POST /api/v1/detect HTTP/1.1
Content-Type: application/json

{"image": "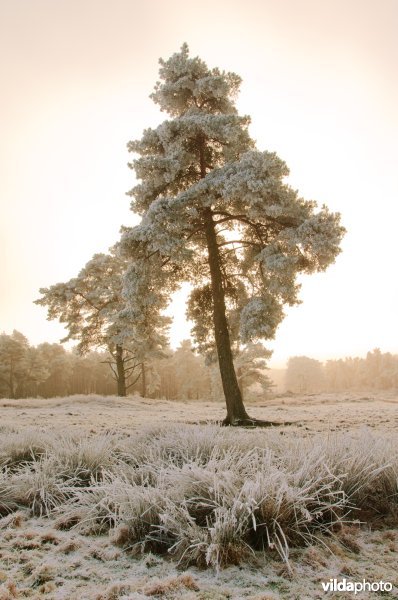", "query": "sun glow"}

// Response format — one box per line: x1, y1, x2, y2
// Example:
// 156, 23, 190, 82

1, 0, 397, 367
